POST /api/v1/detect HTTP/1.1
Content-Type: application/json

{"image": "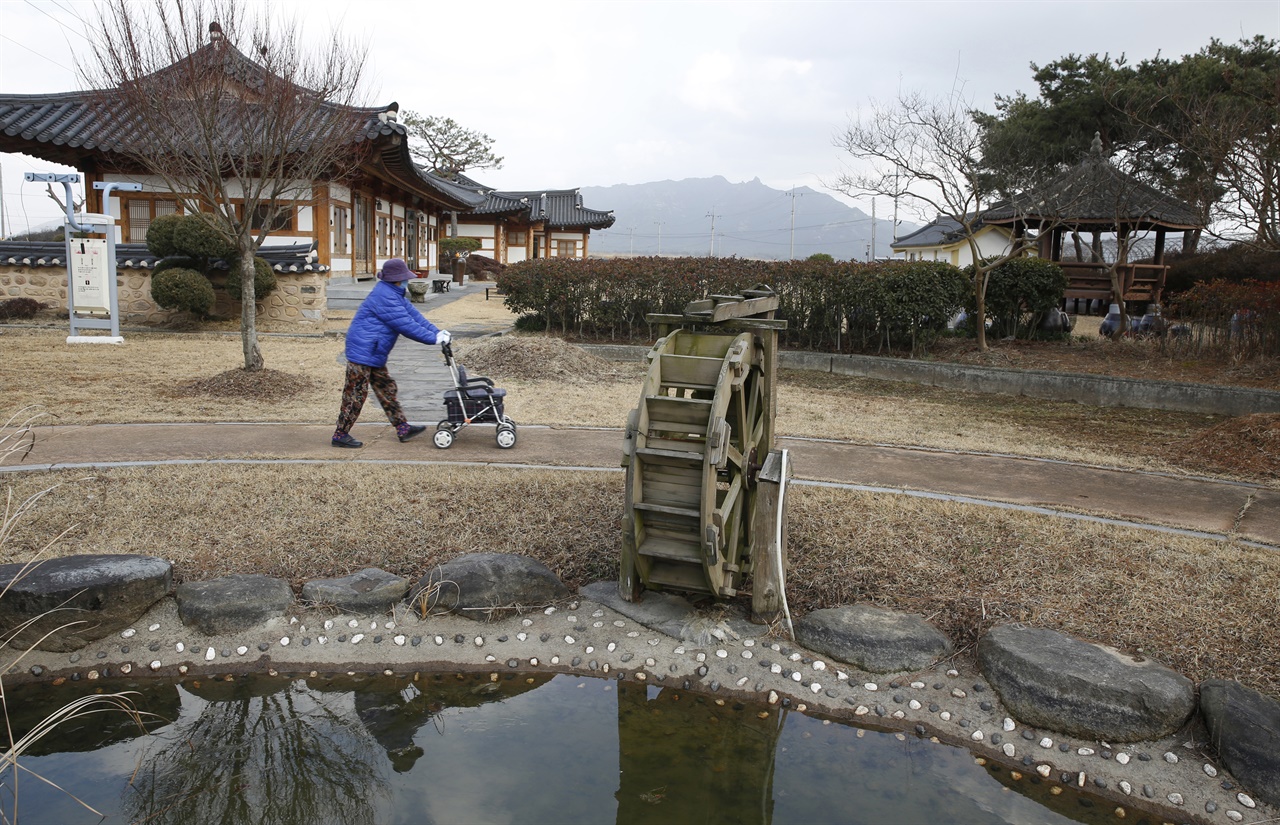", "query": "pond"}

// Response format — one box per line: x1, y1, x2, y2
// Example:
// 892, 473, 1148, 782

6, 671, 1141, 825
